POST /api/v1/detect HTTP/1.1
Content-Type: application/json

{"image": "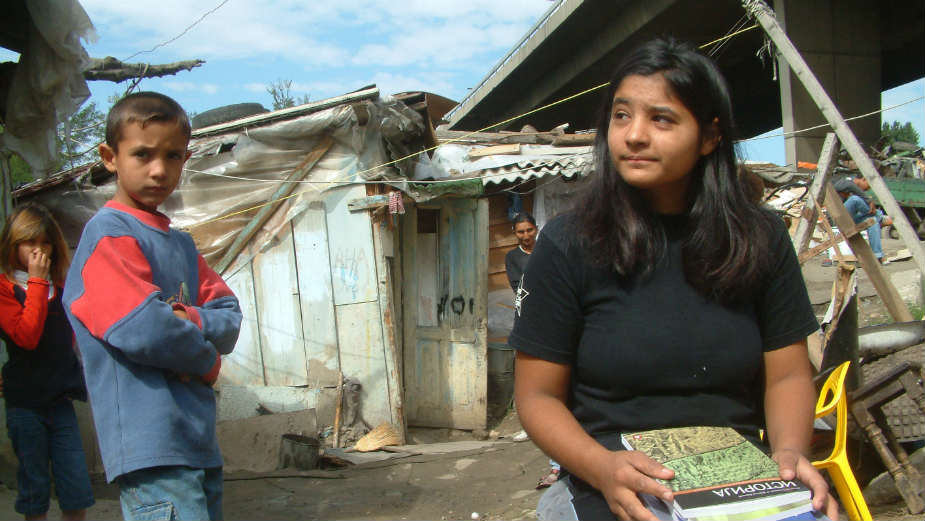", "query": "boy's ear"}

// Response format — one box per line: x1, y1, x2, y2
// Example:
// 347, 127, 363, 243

700, 117, 721, 156
99, 143, 118, 173
185, 149, 192, 162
